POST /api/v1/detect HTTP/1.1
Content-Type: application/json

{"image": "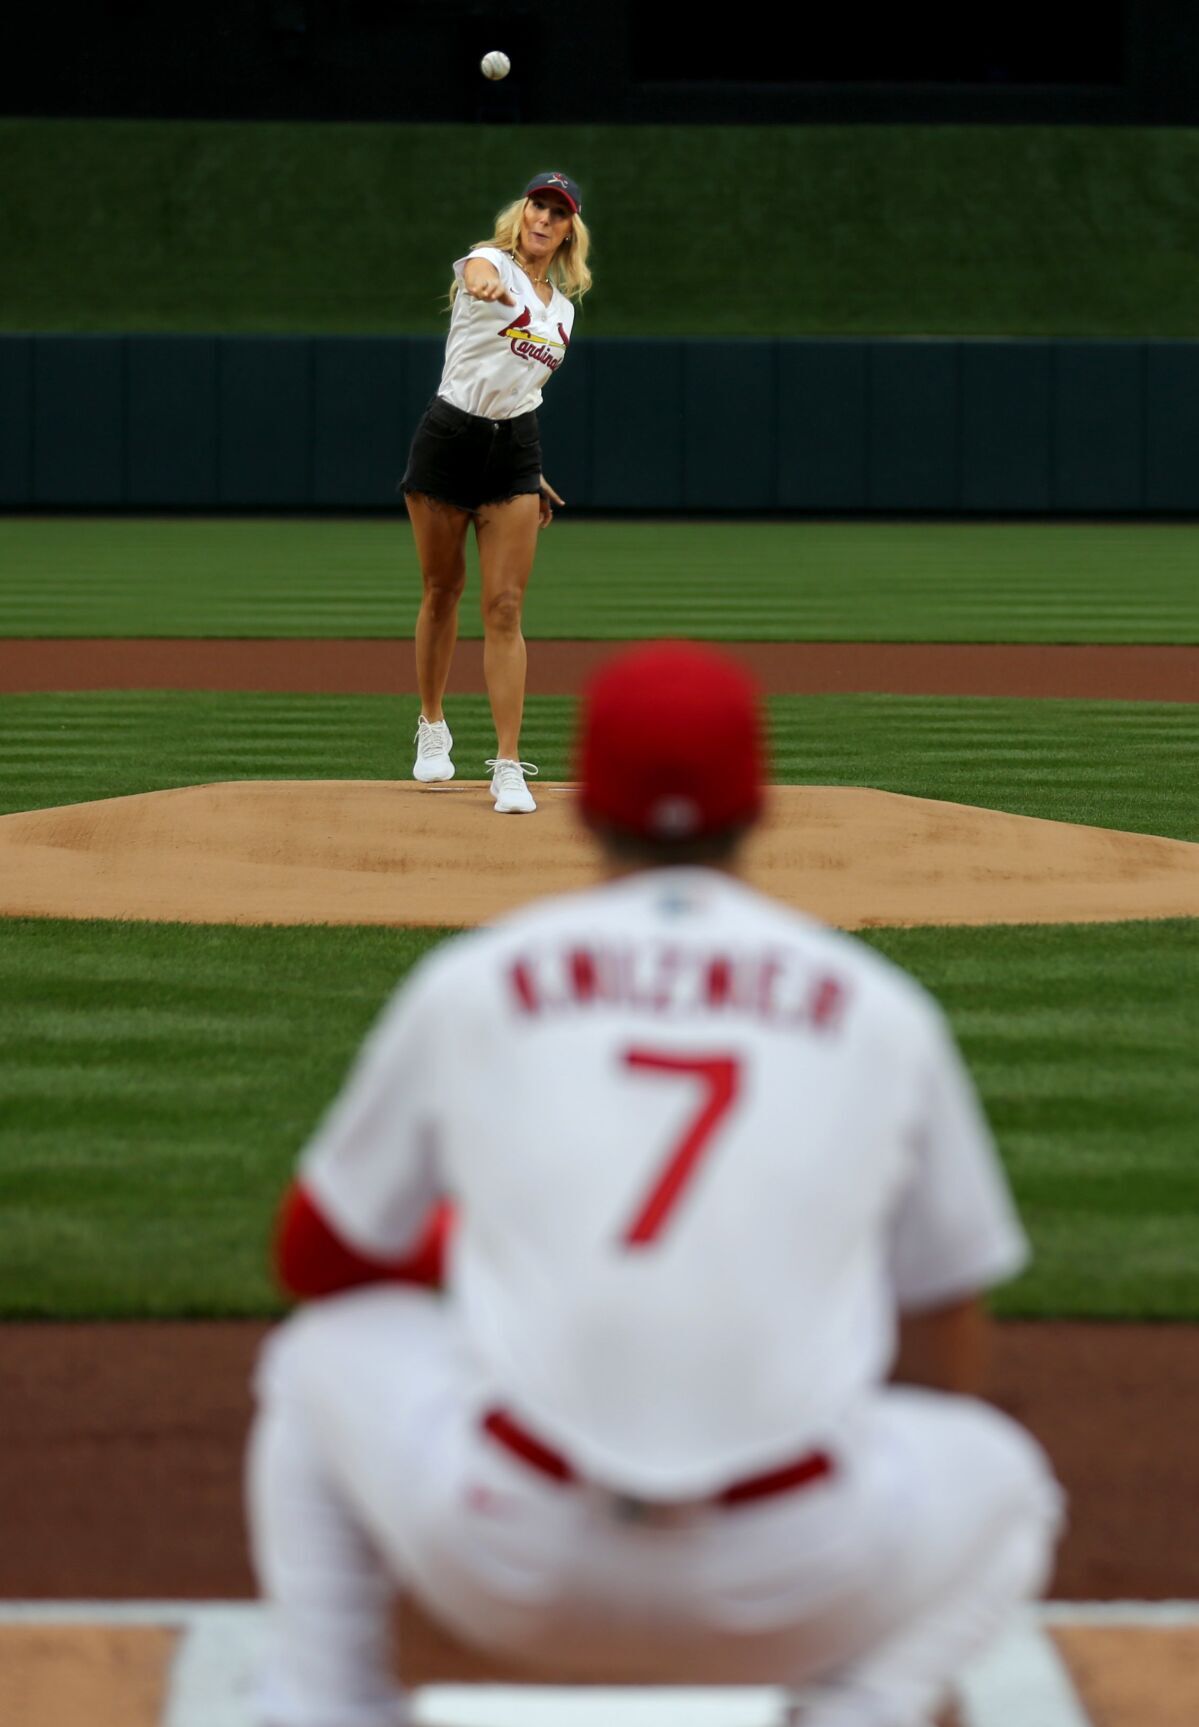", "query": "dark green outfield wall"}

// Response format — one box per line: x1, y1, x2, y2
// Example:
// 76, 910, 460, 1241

4, 333, 1199, 513
7, 119, 1199, 511
6, 121, 1199, 340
